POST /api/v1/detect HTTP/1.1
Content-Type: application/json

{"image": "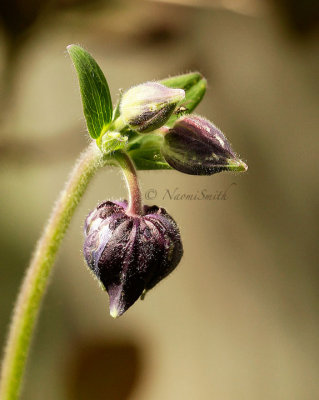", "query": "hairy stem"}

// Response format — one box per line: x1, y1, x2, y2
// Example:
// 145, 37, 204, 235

115, 151, 143, 216
0, 142, 106, 400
